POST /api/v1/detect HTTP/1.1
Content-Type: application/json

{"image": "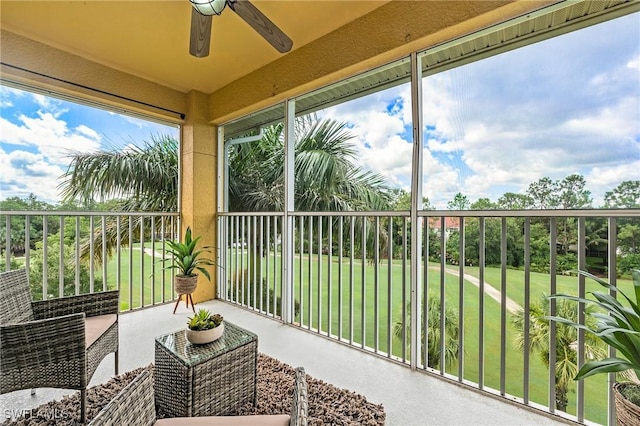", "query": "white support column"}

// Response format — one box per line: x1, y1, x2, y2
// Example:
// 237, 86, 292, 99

409, 52, 424, 369
282, 99, 296, 323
